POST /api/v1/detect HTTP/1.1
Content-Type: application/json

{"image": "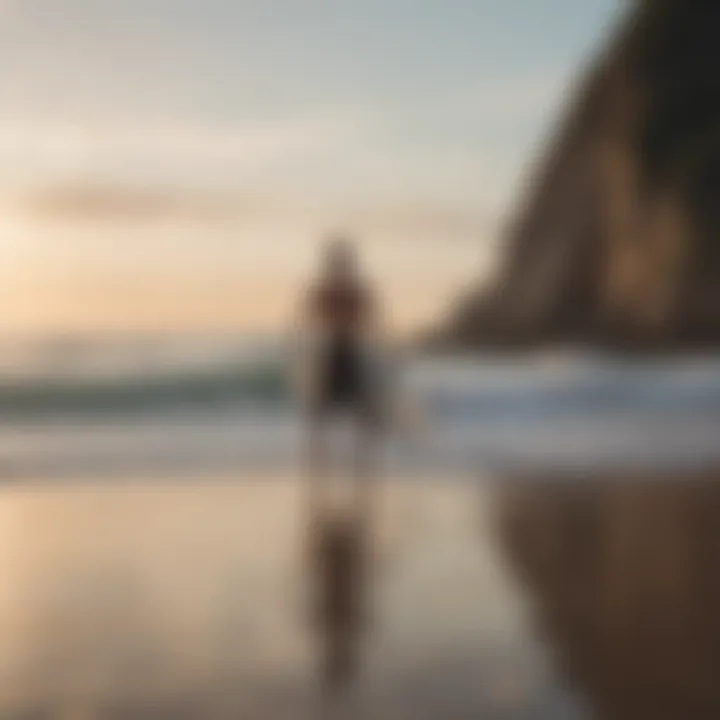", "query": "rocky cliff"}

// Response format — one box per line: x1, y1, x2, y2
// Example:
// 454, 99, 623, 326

443, 0, 720, 350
